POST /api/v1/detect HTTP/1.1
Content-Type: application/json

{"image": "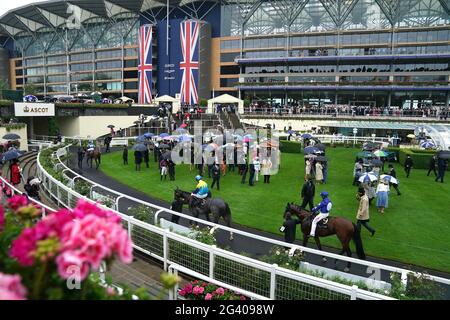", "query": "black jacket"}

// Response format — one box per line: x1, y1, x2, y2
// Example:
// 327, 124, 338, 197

283, 218, 302, 243
405, 157, 414, 168
429, 157, 436, 168
212, 165, 221, 178
389, 168, 397, 178
301, 181, 315, 199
